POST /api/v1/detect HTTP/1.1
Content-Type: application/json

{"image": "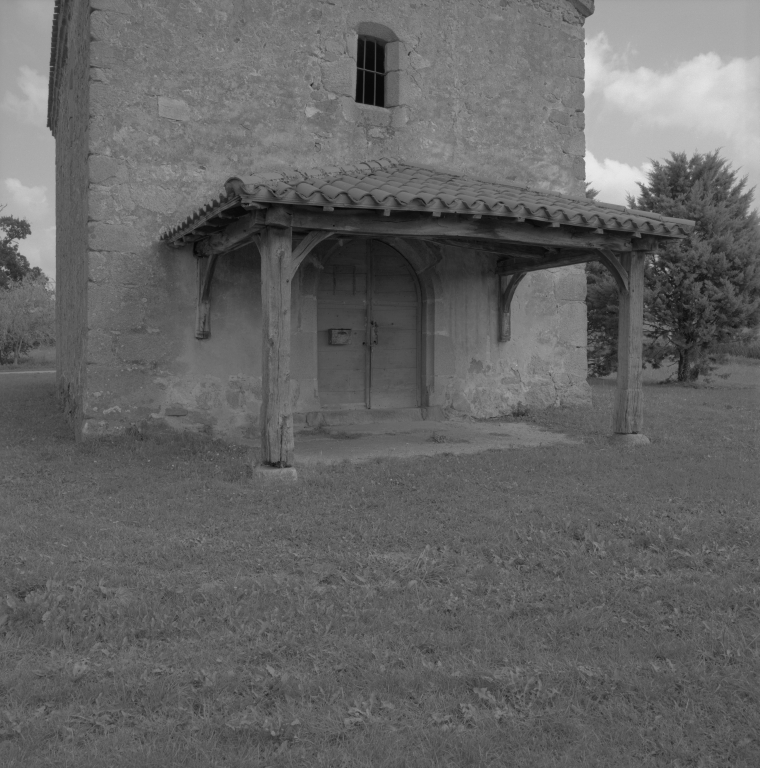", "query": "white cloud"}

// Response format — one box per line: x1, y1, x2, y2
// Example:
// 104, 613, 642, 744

1, 65, 48, 126
3, 177, 48, 217
585, 152, 650, 206
585, 33, 760, 165
584, 33, 615, 98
